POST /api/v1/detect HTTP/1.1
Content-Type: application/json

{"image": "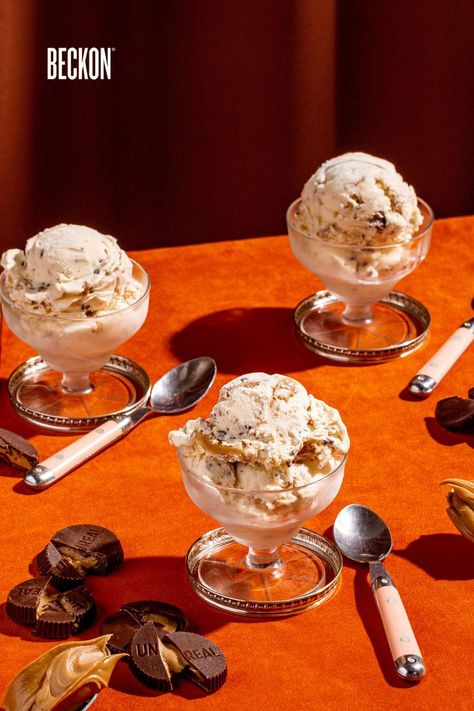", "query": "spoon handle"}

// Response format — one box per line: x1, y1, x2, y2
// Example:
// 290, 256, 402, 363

369, 562, 426, 681
23, 414, 139, 490
408, 317, 474, 395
